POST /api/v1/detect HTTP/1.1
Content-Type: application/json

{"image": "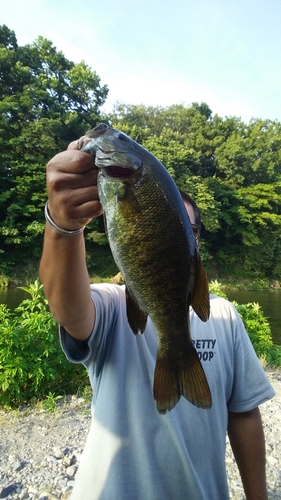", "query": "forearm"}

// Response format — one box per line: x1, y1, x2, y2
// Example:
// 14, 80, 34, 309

39, 142, 101, 339
39, 223, 95, 340
228, 408, 268, 500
